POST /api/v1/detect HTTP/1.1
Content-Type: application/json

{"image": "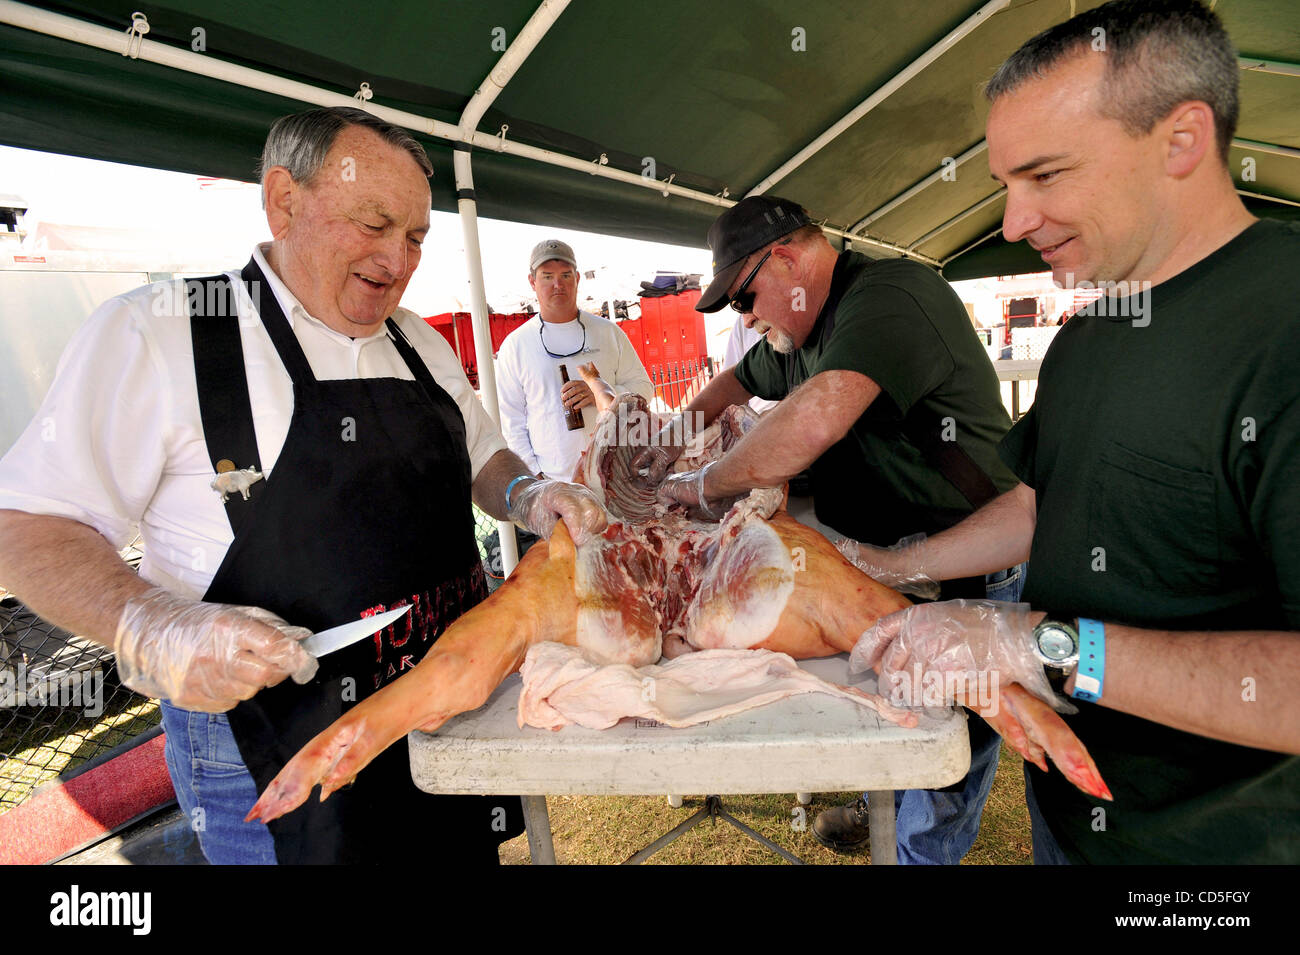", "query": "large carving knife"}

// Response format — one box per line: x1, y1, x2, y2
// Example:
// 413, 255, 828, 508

299, 605, 412, 658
